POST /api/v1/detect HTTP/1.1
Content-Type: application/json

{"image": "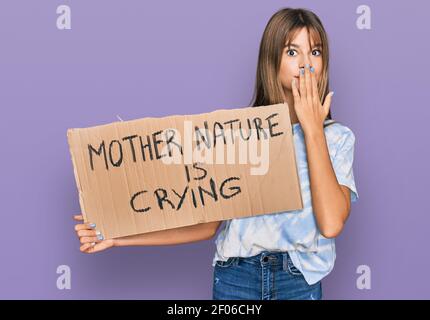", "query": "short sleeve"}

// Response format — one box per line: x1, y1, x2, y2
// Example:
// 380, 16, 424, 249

332, 127, 359, 202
